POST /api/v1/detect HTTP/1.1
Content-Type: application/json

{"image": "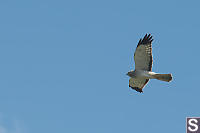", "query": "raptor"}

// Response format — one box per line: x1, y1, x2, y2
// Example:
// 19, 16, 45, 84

127, 34, 172, 93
